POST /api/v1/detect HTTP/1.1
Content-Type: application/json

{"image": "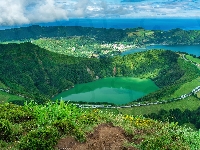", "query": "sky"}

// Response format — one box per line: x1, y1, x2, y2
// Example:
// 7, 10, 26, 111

0, 0, 200, 26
